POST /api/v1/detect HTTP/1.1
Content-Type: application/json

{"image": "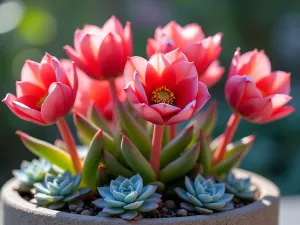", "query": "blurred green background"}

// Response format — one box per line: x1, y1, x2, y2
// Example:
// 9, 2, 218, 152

0, 0, 299, 195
